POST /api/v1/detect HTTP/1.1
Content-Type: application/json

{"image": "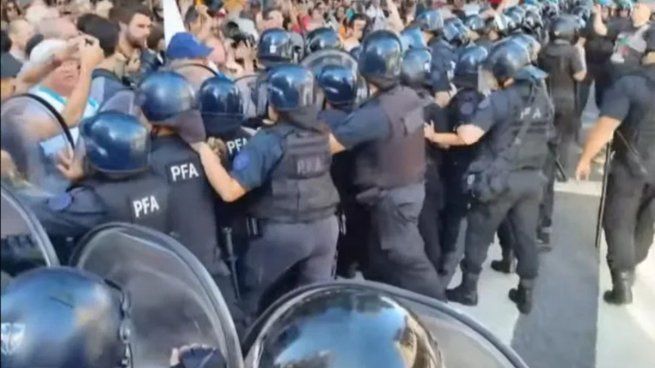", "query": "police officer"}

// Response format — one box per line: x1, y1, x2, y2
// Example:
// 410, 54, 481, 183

137, 71, 228, 279
191, 64, 340, 317
1, 267, 225, 368
415, 9, 456, 106
538, 16, 587, 244
401, 47, 448, 292
438, 45, 489, 286
247, 28, 295, 128
329, 30, 443, 299
575, 25, 655, 305
24, 112, 170, 261
315, 64, 366, 278
603, 1, 652, 80
426, 41, 554, 313
305, 27, 343, 55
